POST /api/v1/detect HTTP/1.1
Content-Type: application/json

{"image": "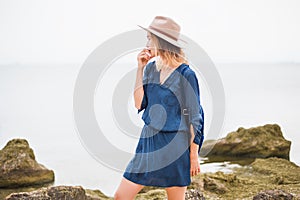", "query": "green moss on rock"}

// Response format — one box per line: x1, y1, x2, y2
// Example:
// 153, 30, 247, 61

0, 139, 55, 188
197, 157, 300, 199
200, 124, 291, 160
